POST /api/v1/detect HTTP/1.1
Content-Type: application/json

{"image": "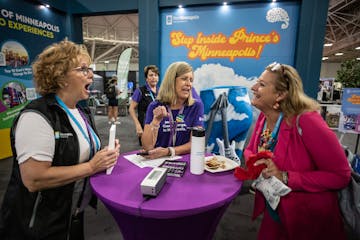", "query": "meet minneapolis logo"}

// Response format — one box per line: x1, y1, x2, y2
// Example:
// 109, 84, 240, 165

166, 15, 199, 25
